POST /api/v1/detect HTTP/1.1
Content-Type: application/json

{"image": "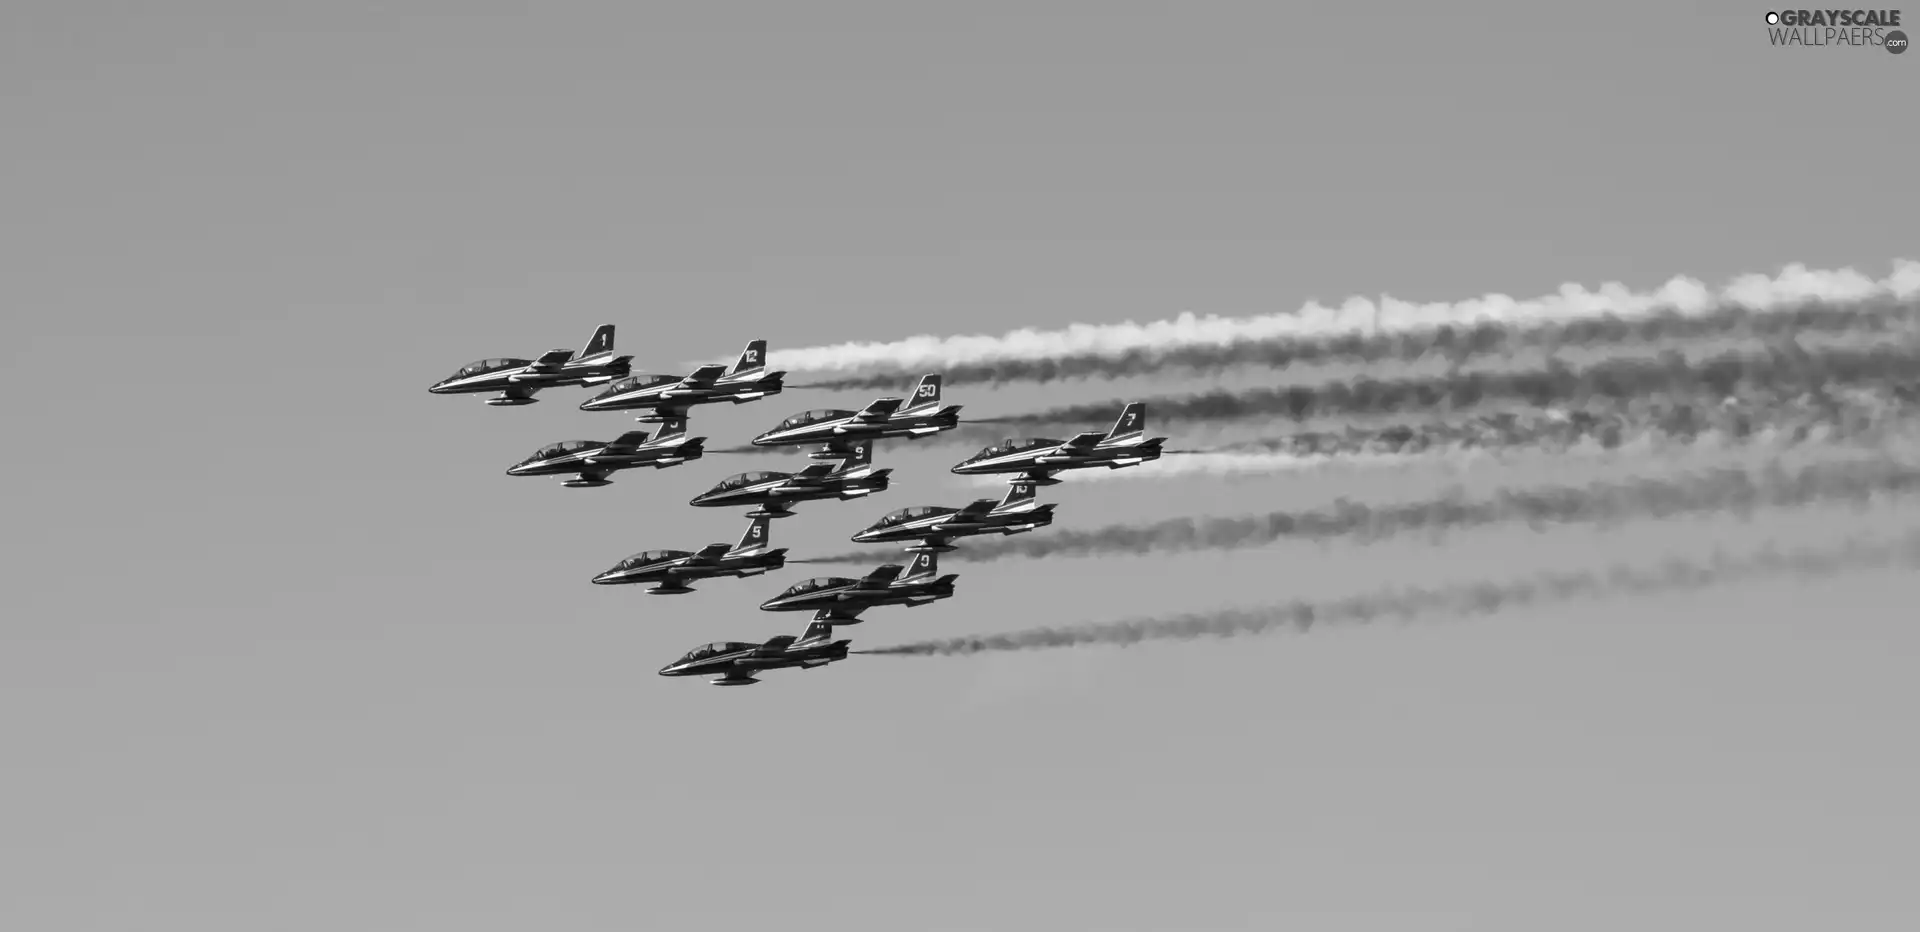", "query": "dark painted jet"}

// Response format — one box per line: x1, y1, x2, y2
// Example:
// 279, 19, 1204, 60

950, 402, 1165, 485
428, 325, 632, 406
578, 339, 785, 422
758, 551, 957, 623
749, 374, 961, 451
504, 417, 705, 486
590, 516, 786, 594
849, 481, 1054, 553
657, 622, 851, 687
688, 440, 892, 518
